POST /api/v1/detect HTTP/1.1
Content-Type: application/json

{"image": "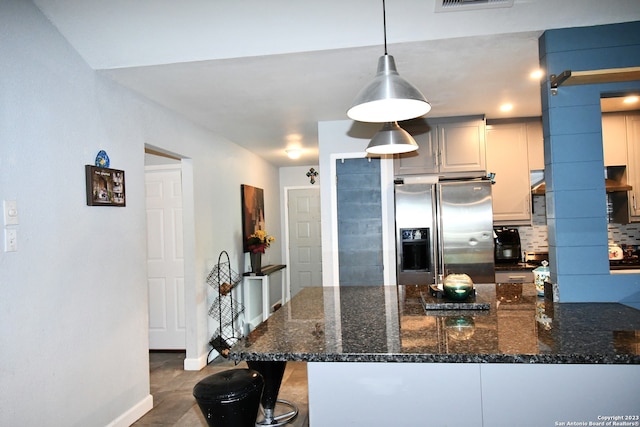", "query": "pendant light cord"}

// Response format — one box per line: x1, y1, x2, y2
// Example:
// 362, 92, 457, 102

382, 0, 388, 55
